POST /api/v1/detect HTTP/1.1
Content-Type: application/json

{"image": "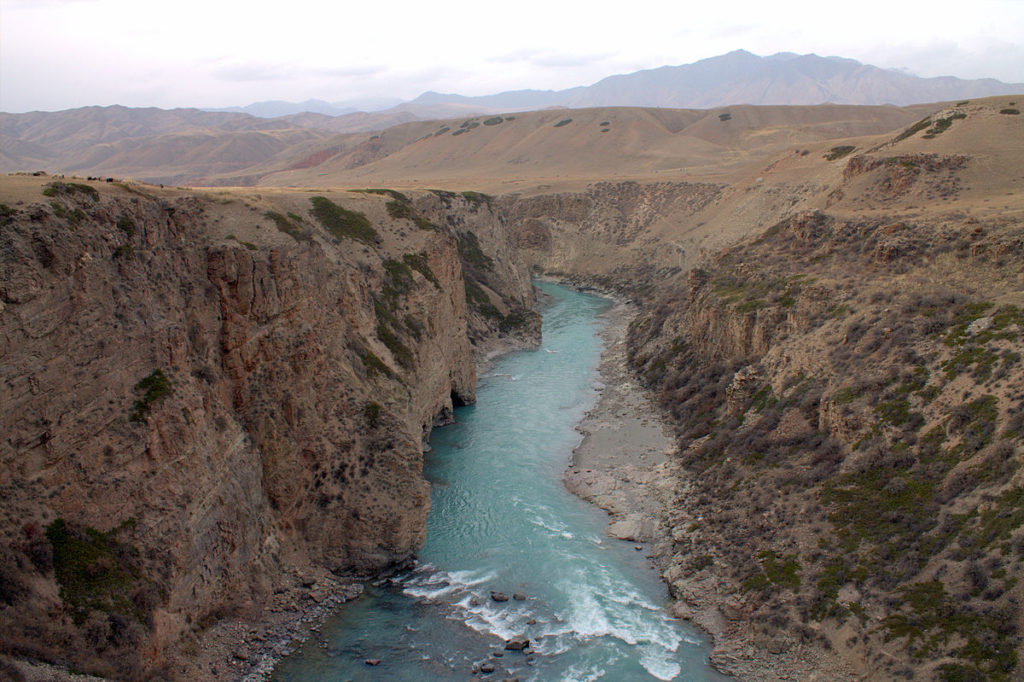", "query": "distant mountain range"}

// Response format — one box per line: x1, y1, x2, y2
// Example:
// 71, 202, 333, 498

206, 97, 403, 118
205, 50, 1024, 120
3, 49, 1022, 182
